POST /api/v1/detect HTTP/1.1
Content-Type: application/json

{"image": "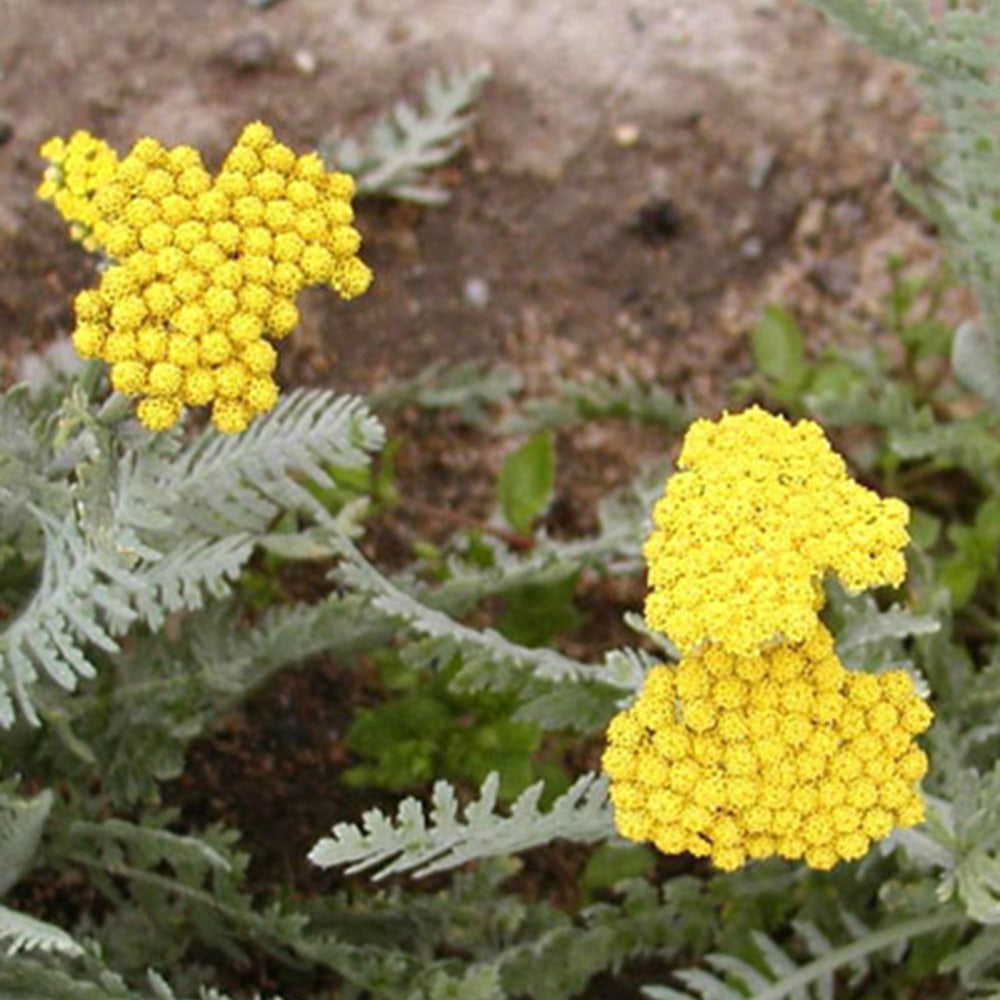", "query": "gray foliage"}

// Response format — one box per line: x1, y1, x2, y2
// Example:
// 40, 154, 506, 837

0, 387, 384, 728
809, 0, 1000, 407
322, 65, 491, 204
308, 771, 613, 879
